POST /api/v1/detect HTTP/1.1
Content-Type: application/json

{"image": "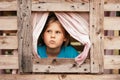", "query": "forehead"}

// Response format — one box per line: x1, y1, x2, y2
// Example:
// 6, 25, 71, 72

47, 22, 65, 32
